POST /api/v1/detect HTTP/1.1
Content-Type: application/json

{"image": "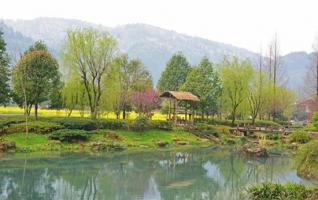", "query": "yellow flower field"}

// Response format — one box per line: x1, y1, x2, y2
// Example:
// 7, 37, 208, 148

0, 106, 169, 120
